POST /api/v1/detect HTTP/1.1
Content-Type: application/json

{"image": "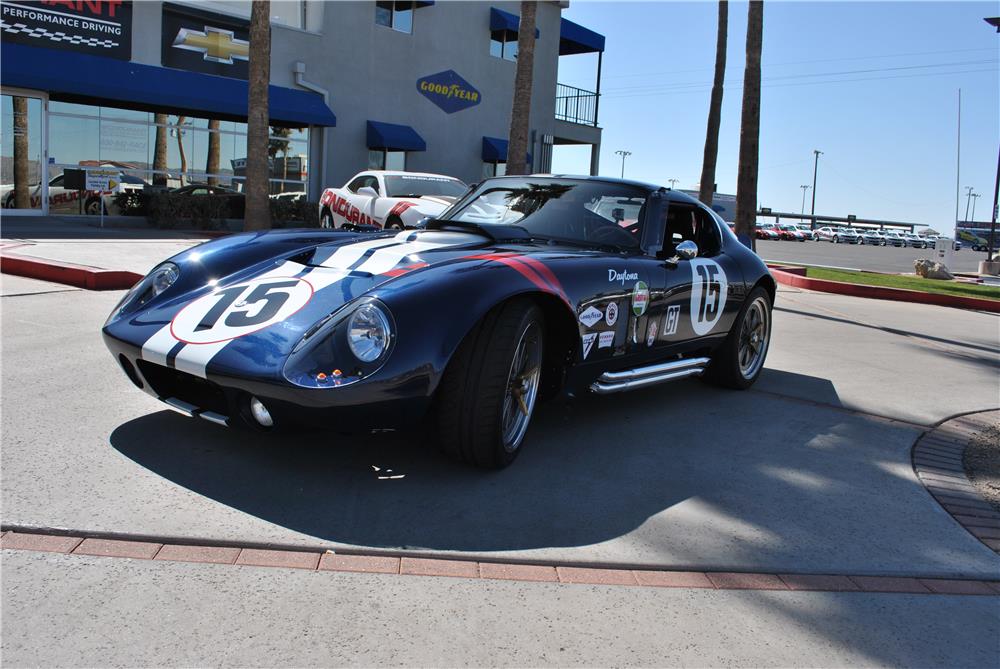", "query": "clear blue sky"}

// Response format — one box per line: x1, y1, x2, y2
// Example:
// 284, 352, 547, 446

554, 1, 999, 230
